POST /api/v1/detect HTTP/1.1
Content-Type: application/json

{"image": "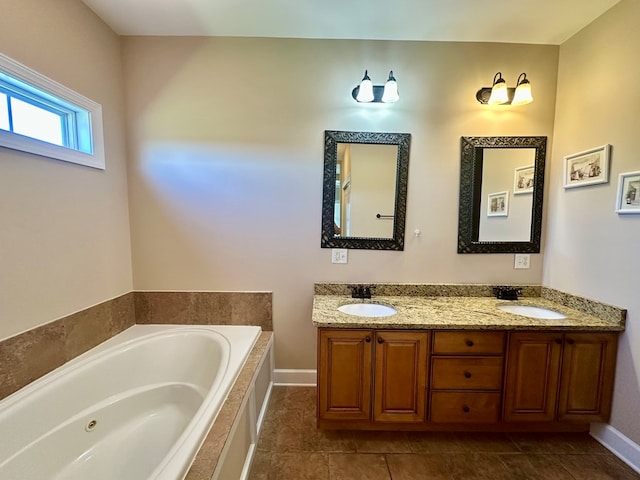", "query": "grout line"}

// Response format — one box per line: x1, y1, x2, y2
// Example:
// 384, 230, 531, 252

383, 454, 393, 480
